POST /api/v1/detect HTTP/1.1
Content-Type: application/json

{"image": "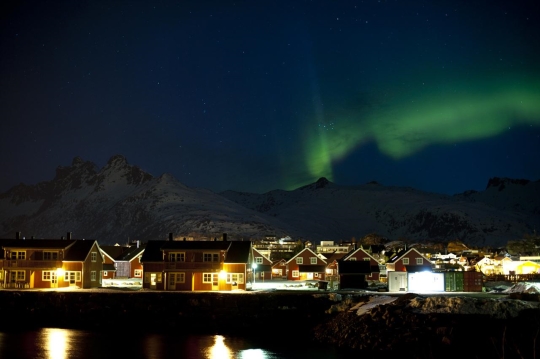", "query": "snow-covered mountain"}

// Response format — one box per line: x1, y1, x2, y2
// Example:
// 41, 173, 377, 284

220, 177, 540, 248
0, 155, 298, 244
0, 155, 538, 247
